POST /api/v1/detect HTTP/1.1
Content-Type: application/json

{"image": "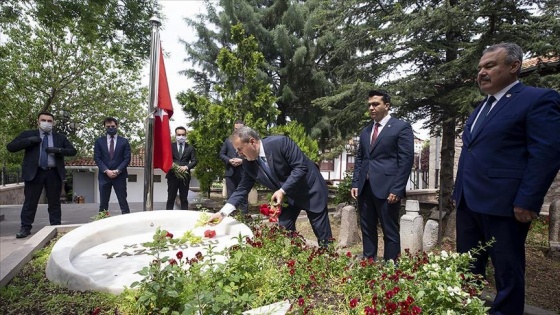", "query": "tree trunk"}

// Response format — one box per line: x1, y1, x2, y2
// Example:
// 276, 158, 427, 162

440, 118, 457, 238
